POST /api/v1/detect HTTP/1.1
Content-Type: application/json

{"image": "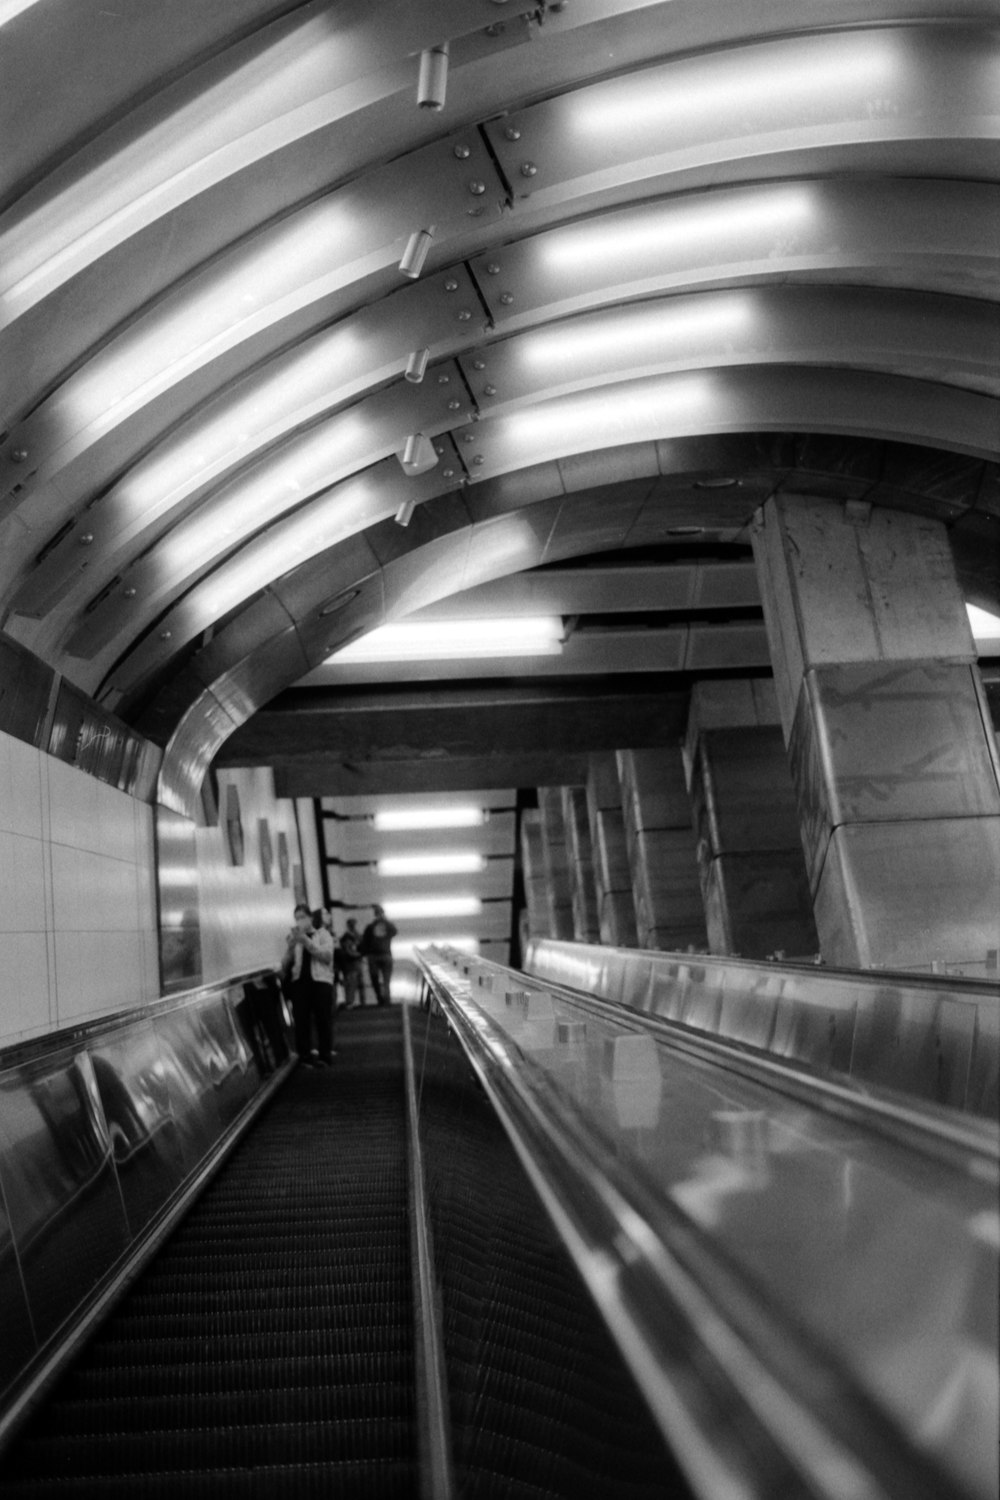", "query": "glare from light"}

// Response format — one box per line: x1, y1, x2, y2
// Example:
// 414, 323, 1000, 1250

51, 196, 356, 435
394, 936, 480, 960
517, 295, 753, 372
0, 19, 354, 328
330, 616, 563, 663
157, 408, 366, 576
0, 0, 41, 25
378, 853, 486, 877
569, 32, 901, 136
383, 896, 482, 919
374, 806, 484, 832
967, 603, 1000, 642
500, 374, 711, 452
175, 470, 389, 624
540, 186, 814, 271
